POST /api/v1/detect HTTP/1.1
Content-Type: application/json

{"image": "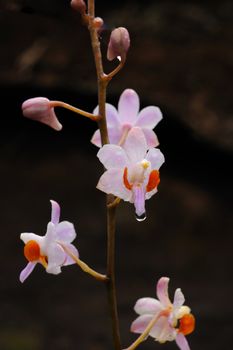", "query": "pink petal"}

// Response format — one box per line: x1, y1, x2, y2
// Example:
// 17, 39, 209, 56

43, 222, 56, 249
50, 200, 60, 225
132, 186, 146, 218
63, 243, 79, 266
108, 127, 123, 144
136, 106, 162, 129
156, 277, 171, 307
46, 243, 66, 274
175, 333, 191, 350
131, 314, 153, 334
134, 297, 163, 316
91, 127, 122, 147
146, 148, 165, 170
20, 232, 43, 245
173, 288, 185, 310
97, 144, 128, 169
124, 127, 147, 163
106, 103, 121, 127
145, 187, 158, 200
142, 128, 159, 148
19, 262, 36, 283
56, 221, 76, 243
91, 129, 102, 147
150, 316, 176, 341
97, 168, 131, 201
118, 89, 139, 124
93, 103, 120, 128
